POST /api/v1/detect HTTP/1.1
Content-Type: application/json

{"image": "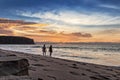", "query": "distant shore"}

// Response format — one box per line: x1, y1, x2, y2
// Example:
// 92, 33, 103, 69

0, 49, 120, 80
